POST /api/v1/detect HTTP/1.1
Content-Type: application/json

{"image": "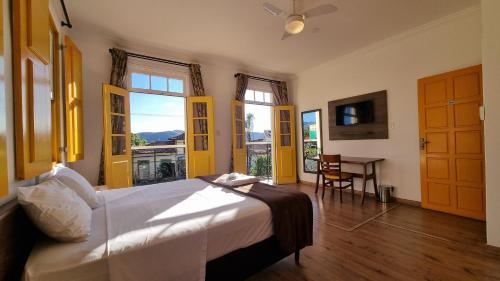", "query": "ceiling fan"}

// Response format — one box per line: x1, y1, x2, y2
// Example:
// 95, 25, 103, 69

263, 0, 338, 40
